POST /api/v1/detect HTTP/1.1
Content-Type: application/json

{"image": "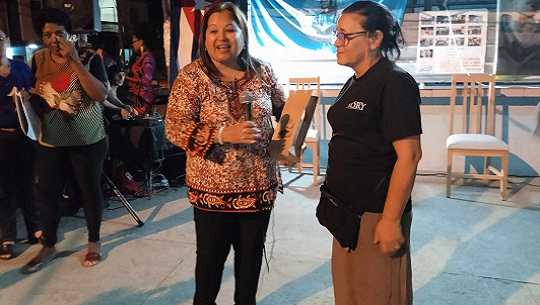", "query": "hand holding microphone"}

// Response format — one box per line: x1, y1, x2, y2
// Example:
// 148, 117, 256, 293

218, 121, 261, 144
216, 90, 261, 144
